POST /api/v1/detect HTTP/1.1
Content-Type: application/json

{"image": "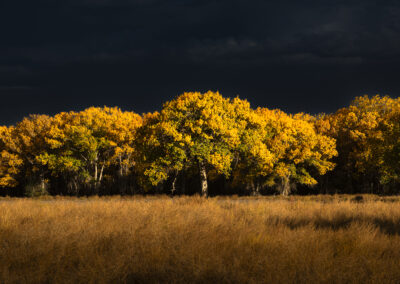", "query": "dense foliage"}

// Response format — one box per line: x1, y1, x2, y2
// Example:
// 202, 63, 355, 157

1, 92, 400, 196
